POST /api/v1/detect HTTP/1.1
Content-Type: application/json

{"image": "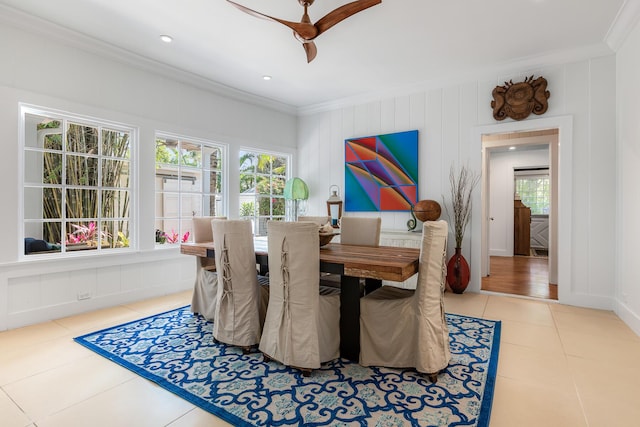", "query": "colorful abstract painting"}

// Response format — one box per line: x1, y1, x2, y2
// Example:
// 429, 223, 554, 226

345, 130, 418, 211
